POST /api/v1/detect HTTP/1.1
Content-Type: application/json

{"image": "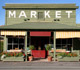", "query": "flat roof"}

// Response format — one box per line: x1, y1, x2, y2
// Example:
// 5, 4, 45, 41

3, 4, 79, 9
0, 22, 80, 31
